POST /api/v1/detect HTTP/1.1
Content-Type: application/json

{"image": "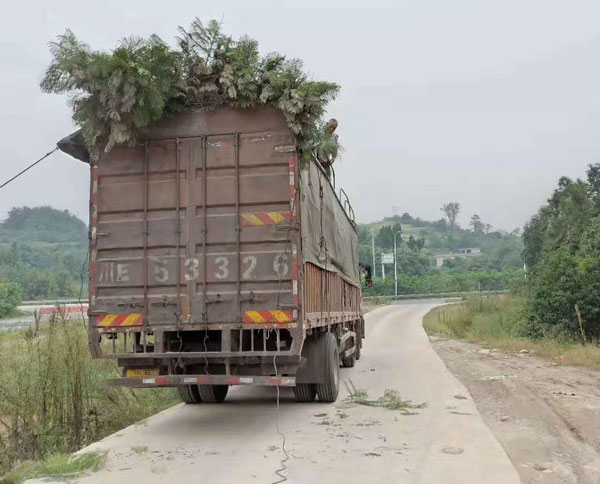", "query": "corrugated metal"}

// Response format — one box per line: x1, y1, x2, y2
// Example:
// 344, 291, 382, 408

305, 262, 360, 314
91, 107, 298, 331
